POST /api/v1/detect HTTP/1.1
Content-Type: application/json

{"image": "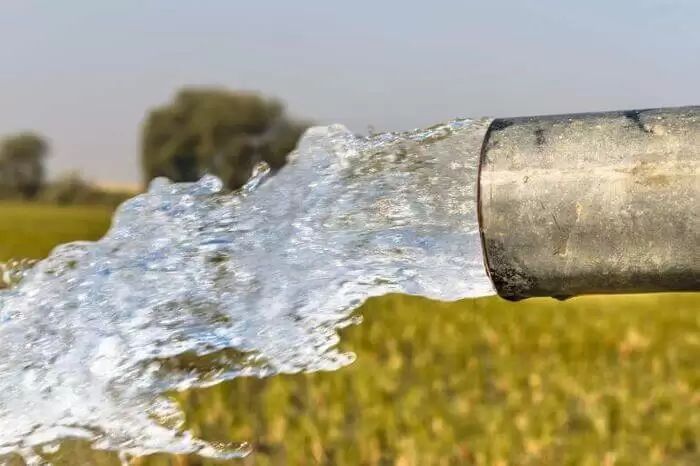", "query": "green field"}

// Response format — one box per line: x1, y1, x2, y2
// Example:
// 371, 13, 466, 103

0, 201, 115, 261
1, 201, 699, 465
